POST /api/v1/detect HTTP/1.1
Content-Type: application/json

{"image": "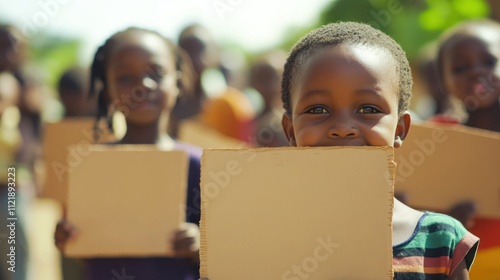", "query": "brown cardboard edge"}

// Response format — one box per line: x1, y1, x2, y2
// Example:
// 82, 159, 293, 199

413, 121, 500, 140
387, 148, 396, 280
202, 145, 393, 153
199, 150, 208, 277
177, 151, 189, 225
